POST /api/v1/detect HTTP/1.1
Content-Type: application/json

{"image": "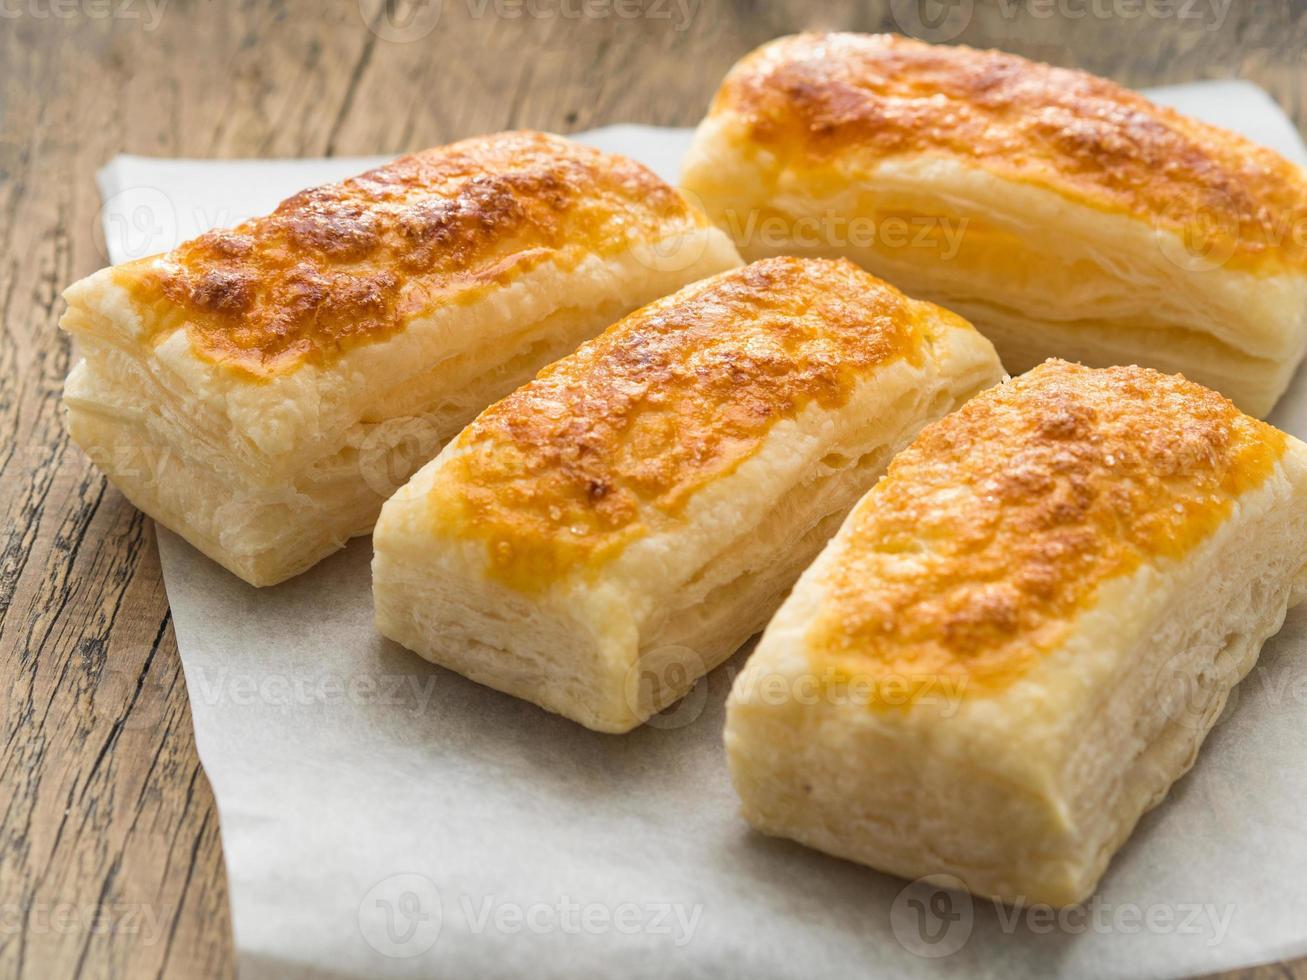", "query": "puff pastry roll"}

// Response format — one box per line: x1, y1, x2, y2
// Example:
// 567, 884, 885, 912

725, 359, 1307, 906
373, 257, 1002, 732
61, 131, 740, 586
682, 33, 1307, 417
